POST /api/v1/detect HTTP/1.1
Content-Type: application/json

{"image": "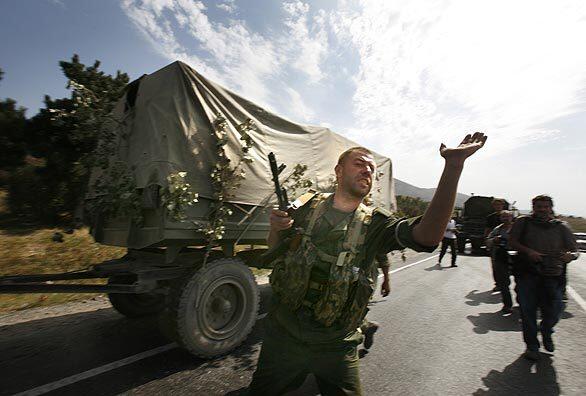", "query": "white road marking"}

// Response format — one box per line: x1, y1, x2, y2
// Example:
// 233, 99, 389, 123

13, 343, 178, 396
567, 285, 586, 313
379, 254, 440, 278
14, 253, 437, 395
